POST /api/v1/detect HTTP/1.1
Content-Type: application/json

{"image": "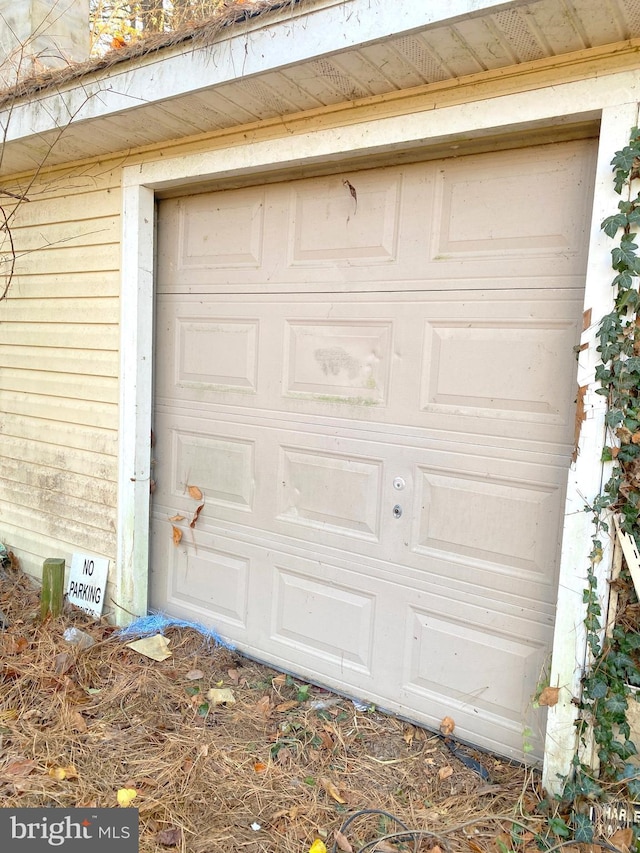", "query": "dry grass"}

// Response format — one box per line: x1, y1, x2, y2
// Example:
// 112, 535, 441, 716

0, 562, 551, 853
